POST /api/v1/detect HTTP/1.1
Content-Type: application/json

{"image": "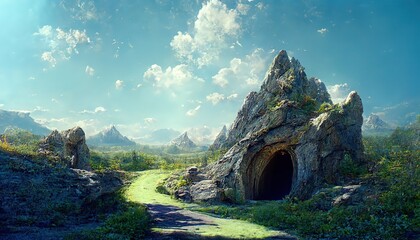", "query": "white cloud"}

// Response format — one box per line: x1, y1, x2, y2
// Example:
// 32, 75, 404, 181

41, 52, 57, 67
51, 98, 59, 103
327, 83, 350, 103
60, 0, 98, 22
33, 106, 49, 113
212, 48, 267, 87
79, 106, 106, 114
206, 92, 225, 105
115, 80, 124, 89
34, 25, 90, 67
143, 64, 194, 88
85, 65, 95, 76
170, 0, 241, 67
186, 105, 201, 117
0, 103, 3, 108
236, 3, 250, 15
227, 93, 238, 100
317, 28, 328, 35
144, 117, 157, 125
94, 106, 106, 113
188, 125, 221, 145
